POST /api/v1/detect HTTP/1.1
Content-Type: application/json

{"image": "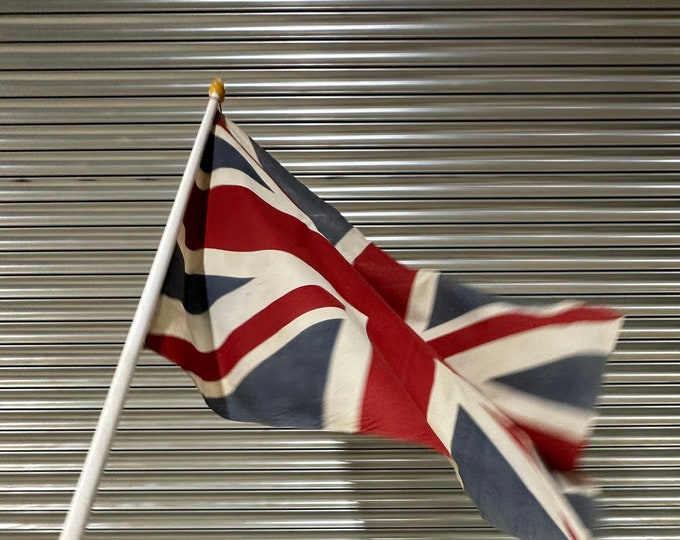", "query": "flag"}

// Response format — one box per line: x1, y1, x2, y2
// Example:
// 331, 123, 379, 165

145, 110, 623, 540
